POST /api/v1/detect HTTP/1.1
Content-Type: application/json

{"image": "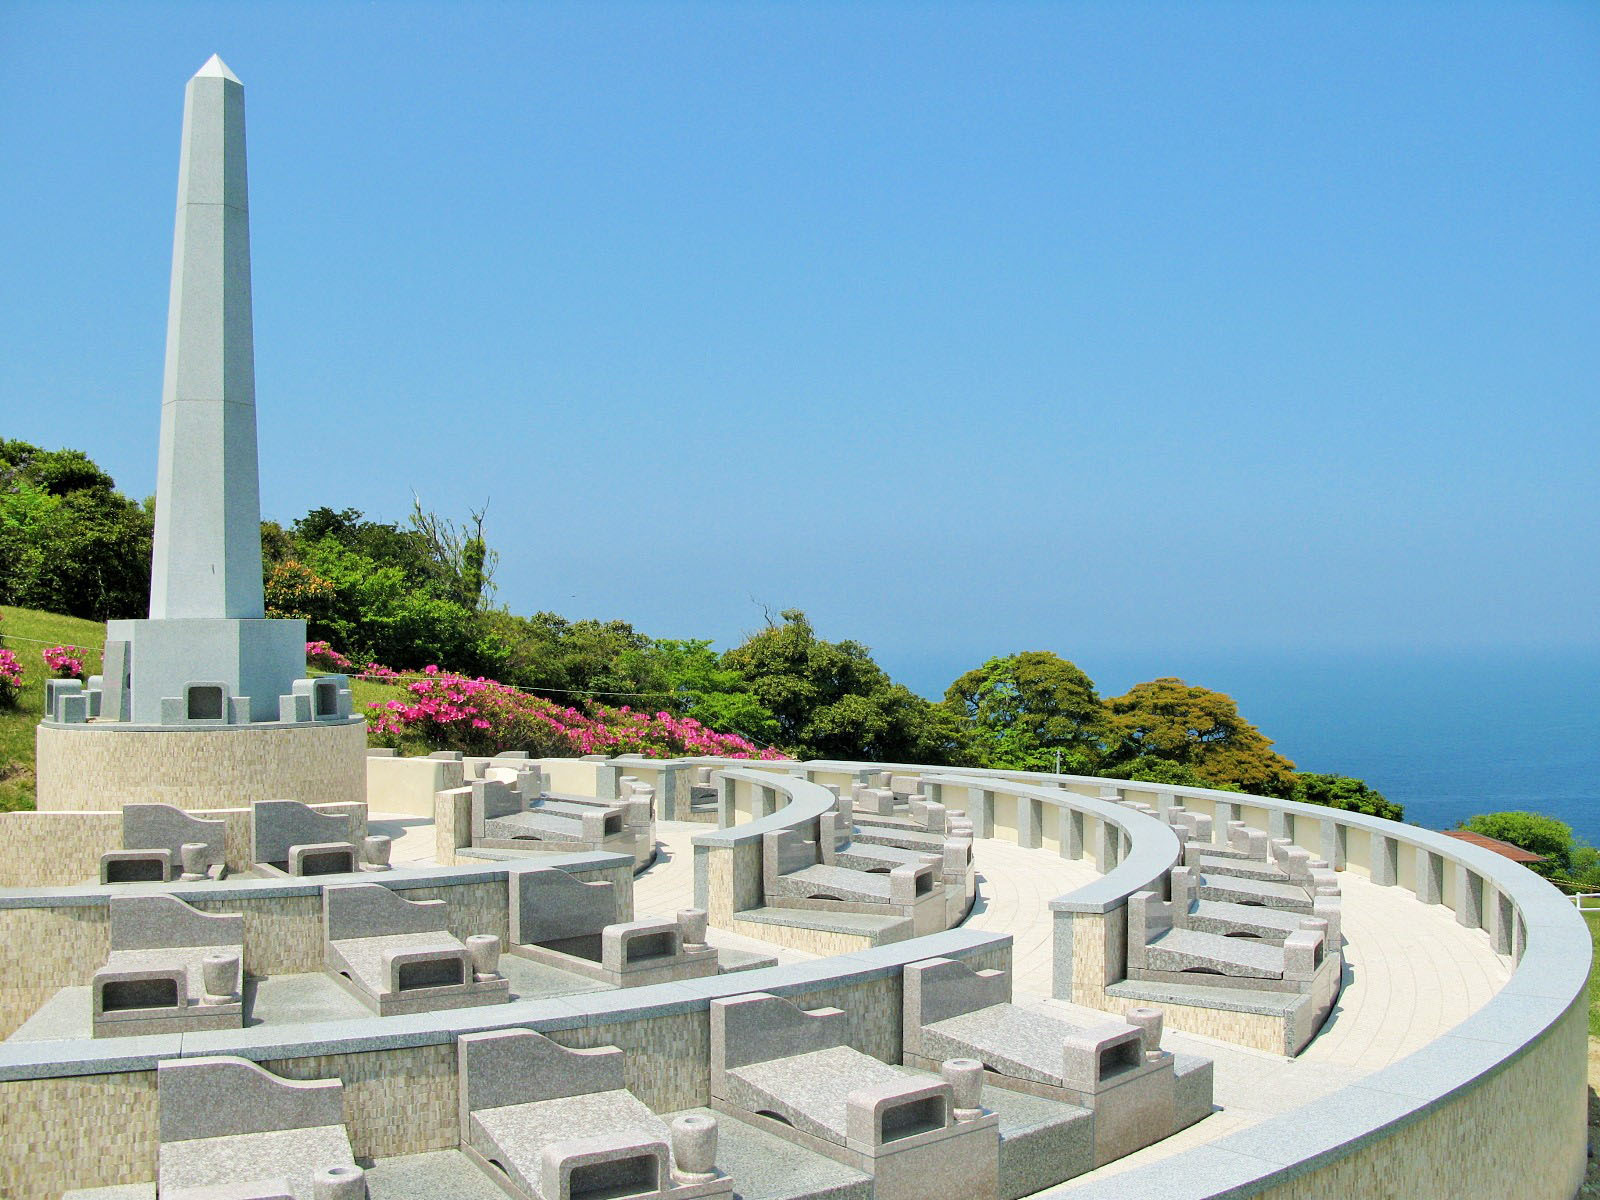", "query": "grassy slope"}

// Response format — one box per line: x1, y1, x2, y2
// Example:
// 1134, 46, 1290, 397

0, 606, 106, 809
1587, 910, 1600, 1037
0, 604, 411, 808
